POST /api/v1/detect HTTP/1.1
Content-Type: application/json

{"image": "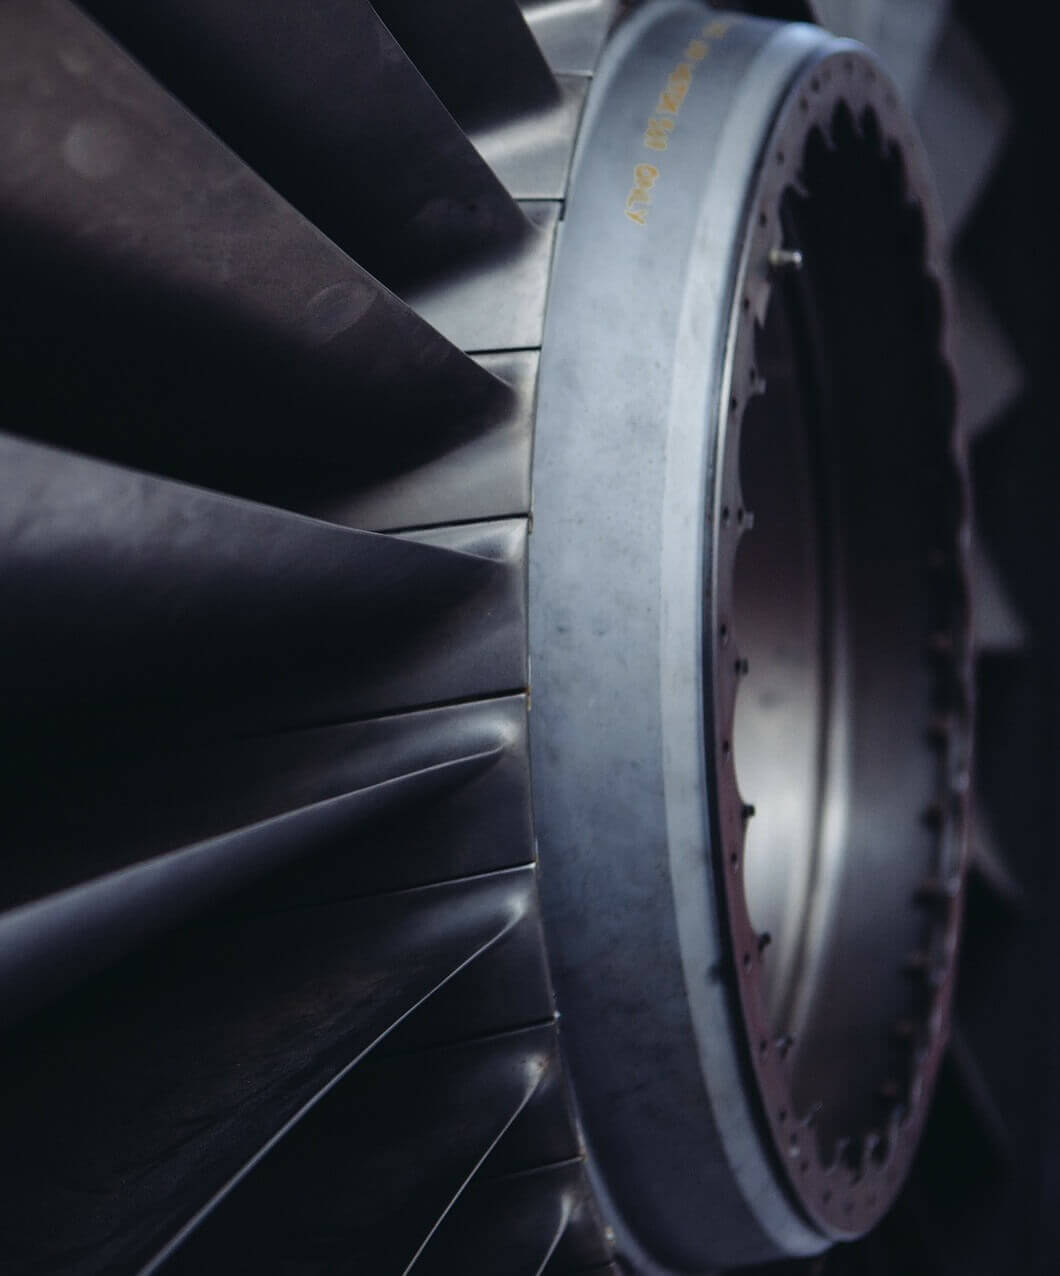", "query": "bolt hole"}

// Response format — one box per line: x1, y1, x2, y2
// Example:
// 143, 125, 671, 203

722, 505, 731, 525
742, 949, 751, 970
